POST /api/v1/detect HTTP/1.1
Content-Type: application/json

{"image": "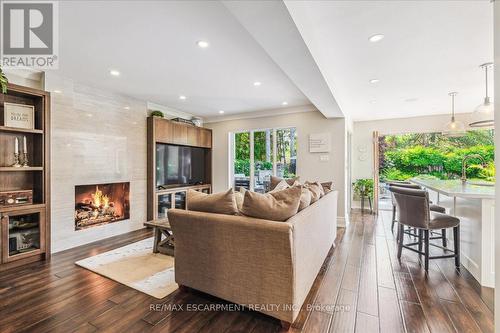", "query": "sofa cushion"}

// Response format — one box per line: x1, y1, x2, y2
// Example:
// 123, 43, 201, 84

306, 181, 325, 197
270, 176, 300, 191
305, 183, 322, 203
298, 186, 312, 211
240, 186, 301, 221
234, 191, 244, 211
187, 189, 238, 215
321, 181, 333, 193
270, 179, 290, 192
